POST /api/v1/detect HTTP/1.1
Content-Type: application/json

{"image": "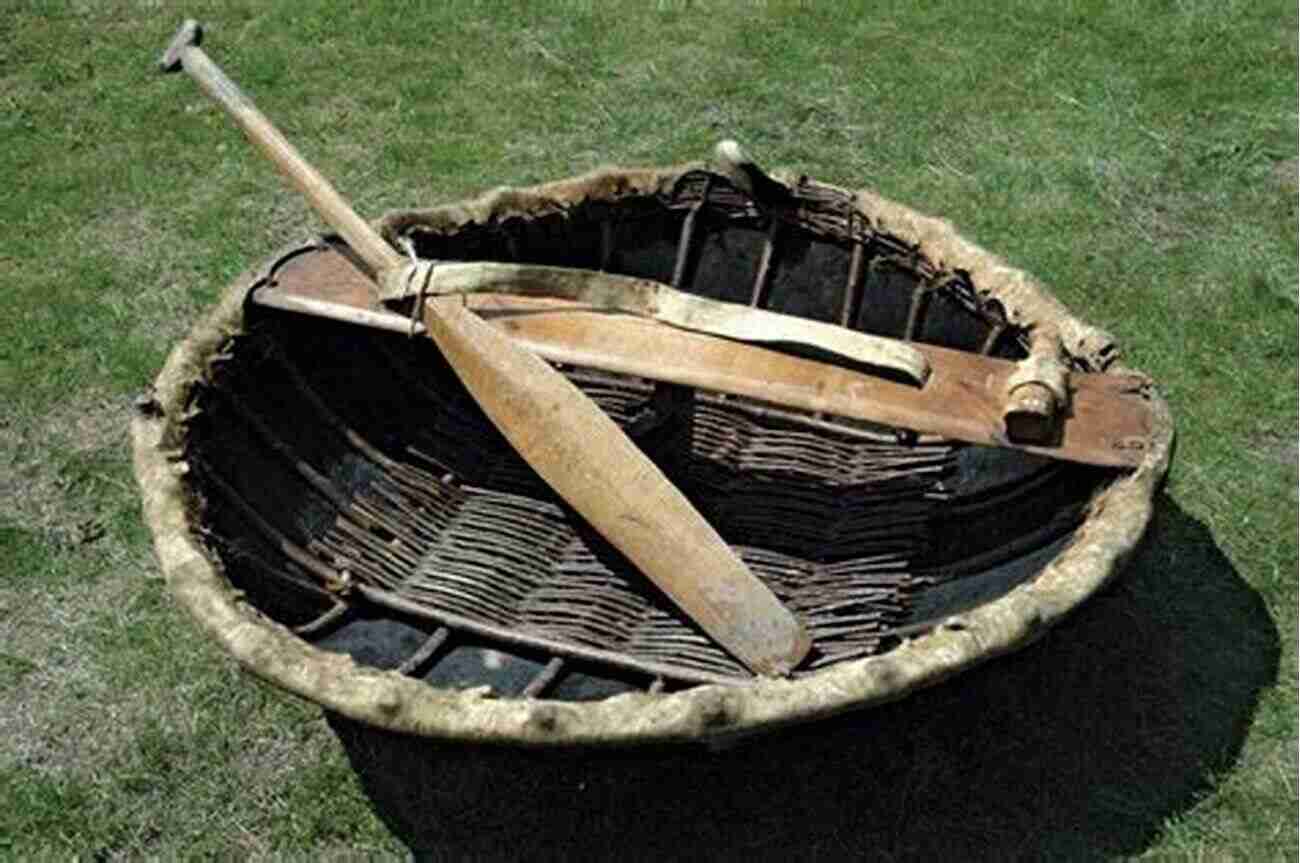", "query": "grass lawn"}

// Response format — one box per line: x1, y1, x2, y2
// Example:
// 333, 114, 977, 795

1, 1, 1295, 859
